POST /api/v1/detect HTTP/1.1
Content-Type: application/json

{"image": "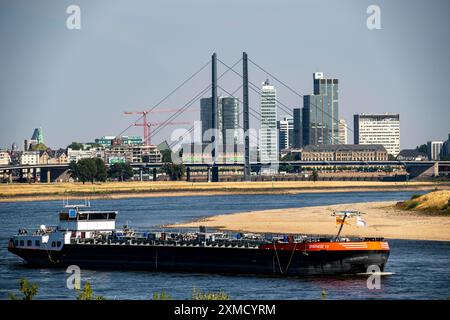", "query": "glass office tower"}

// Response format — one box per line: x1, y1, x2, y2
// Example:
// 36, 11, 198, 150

302, 72, 339, 146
